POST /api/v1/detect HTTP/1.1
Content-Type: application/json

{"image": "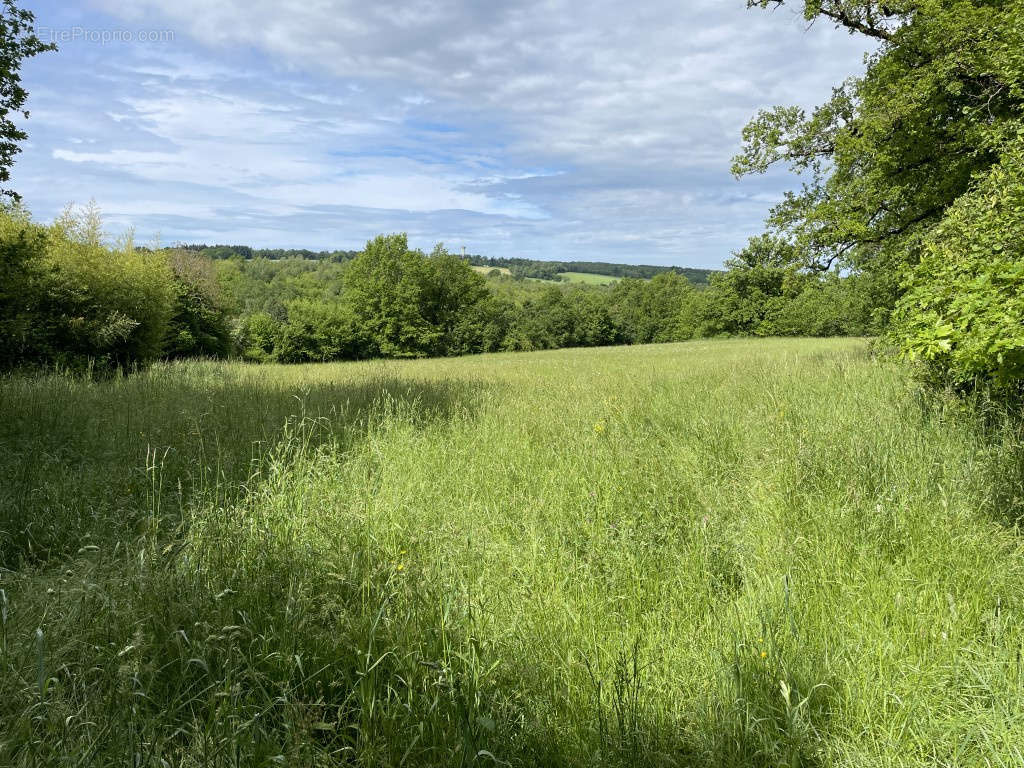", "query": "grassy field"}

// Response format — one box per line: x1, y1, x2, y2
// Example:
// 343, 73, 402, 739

469, 267, 620, 284
471, 265, 513, 277
2, 339, 1024, 766
558, 271, 621, 285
